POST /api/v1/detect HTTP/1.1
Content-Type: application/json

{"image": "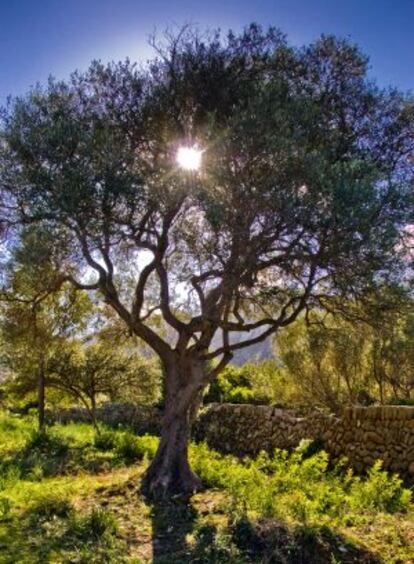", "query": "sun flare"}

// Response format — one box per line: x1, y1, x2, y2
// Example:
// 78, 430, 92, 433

176, 146, 203, 171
